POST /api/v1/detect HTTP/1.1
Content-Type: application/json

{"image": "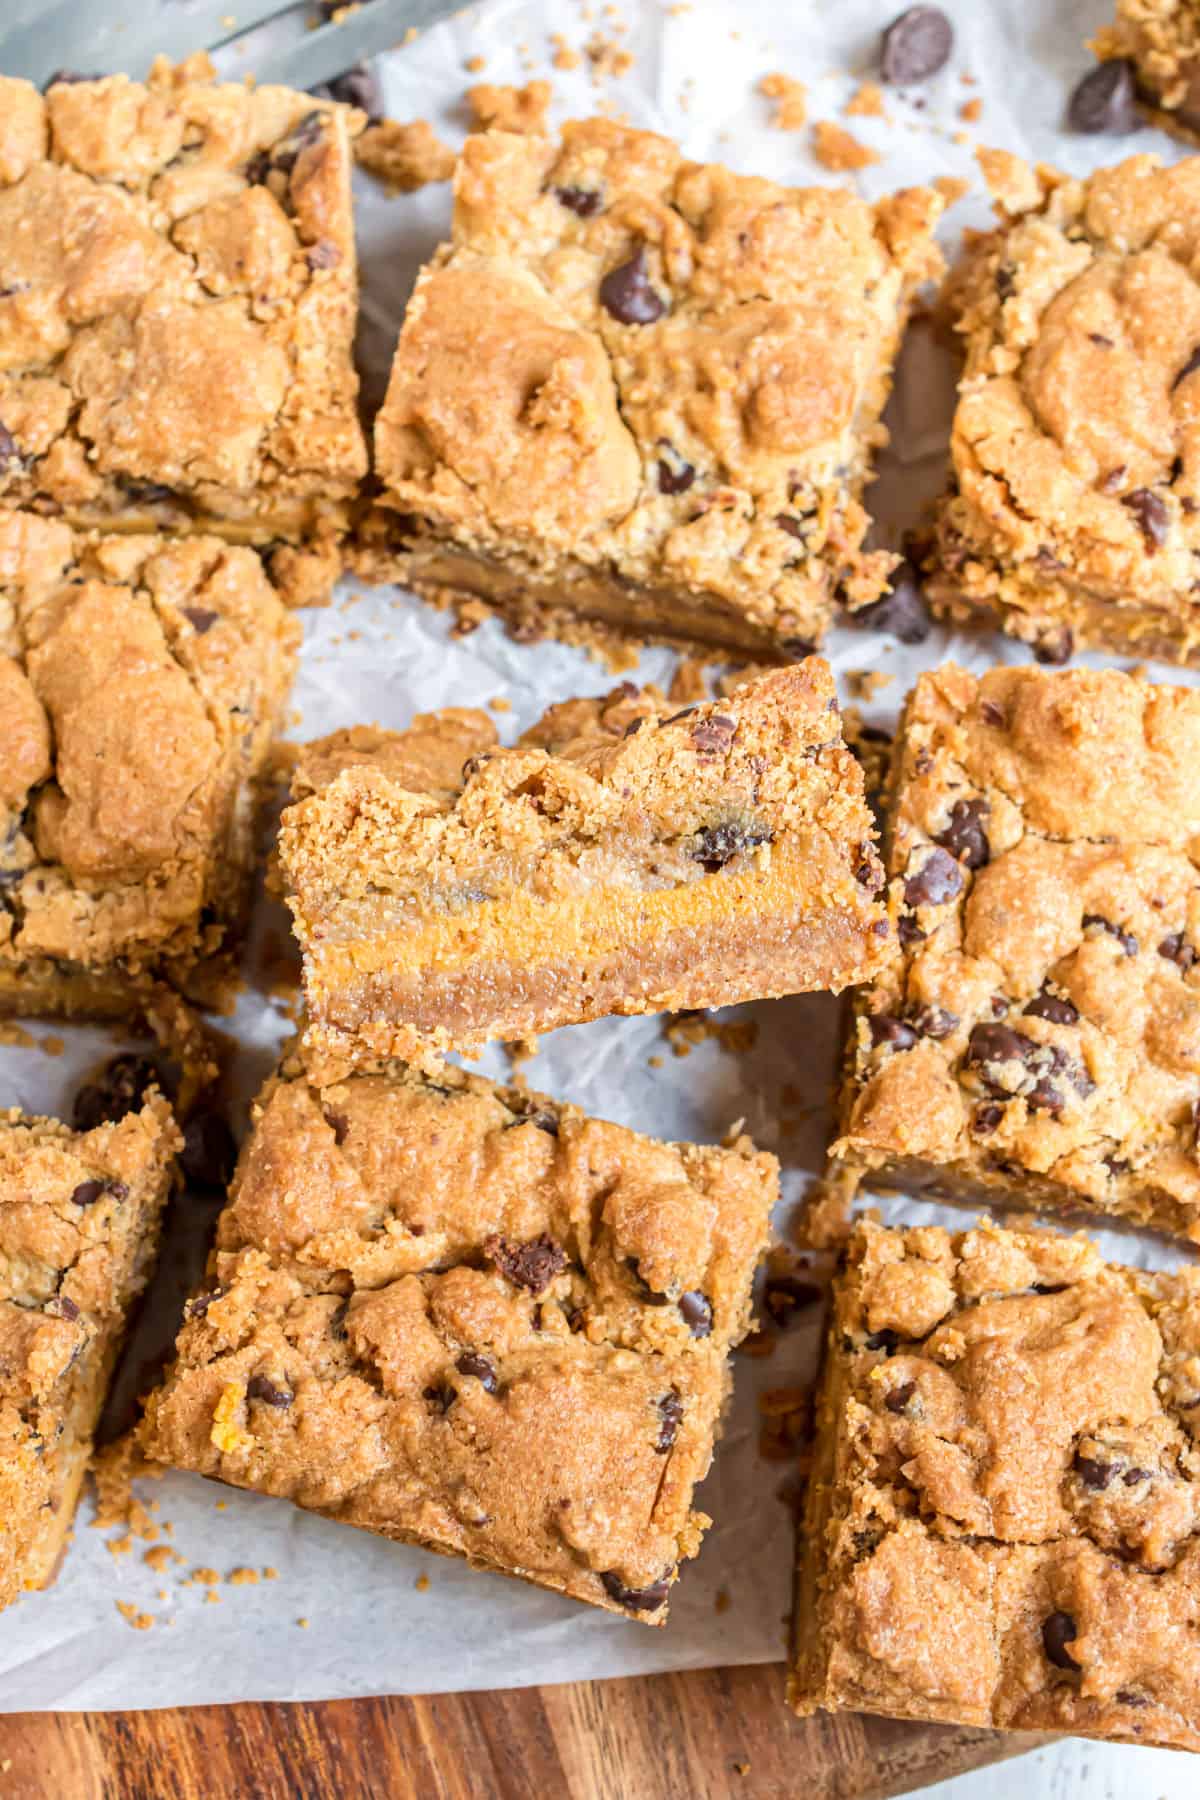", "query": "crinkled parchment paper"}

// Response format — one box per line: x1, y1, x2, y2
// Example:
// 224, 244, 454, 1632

0, 0, 1196, 1709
